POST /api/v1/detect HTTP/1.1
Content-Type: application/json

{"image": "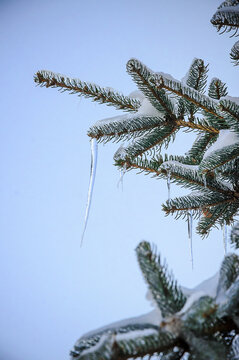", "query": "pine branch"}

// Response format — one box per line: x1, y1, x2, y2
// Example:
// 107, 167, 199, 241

186, 132, 218, 163
114, 156, 163, 177
150, 73, 223, 121
230, 40, 239, 65
71, 323, 176, 360
217, 278, 239, 318
160, 349, 185, 360
136, 241, 186, 317
184, 59, 209, 119
208, 78, 228, 100
183, 331, 227, 360
160, 161, 233, 195
196, 201, 238, 236
199, 143, 239, 173
175, 119, 219, 134
186, 59, 209, 93
71, 333, 114, 360
87, 114, 166, 142
220, 99, 239, 132
162, 191, 234, 217
211, 5, 239, 34
71, 241, 239, 359
34, 70, 141, 112
114, 124, 177, 160
230, 222, 239, 249
115, 328, 176, 360
202, 111, 229, 131
126, 59, 176, 119
218, 1, 239, 10
217, 253, 239, 297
